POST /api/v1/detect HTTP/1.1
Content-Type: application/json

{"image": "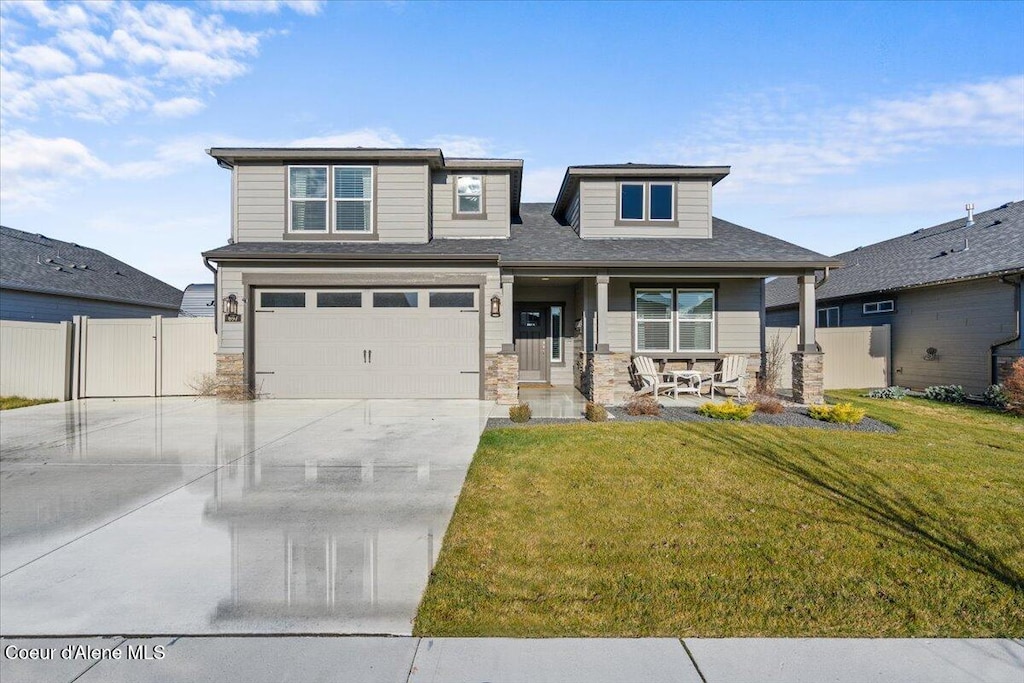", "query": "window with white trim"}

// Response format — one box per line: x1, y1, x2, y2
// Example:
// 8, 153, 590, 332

456, 175, 483, 214
550, 305, 563, 362
288, 165, 373, 233
863, 300, 894, 315
635, 288, 716, 352
289, 166, 328, 231
817, 307, 840, 328
619, 181, 675, 221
